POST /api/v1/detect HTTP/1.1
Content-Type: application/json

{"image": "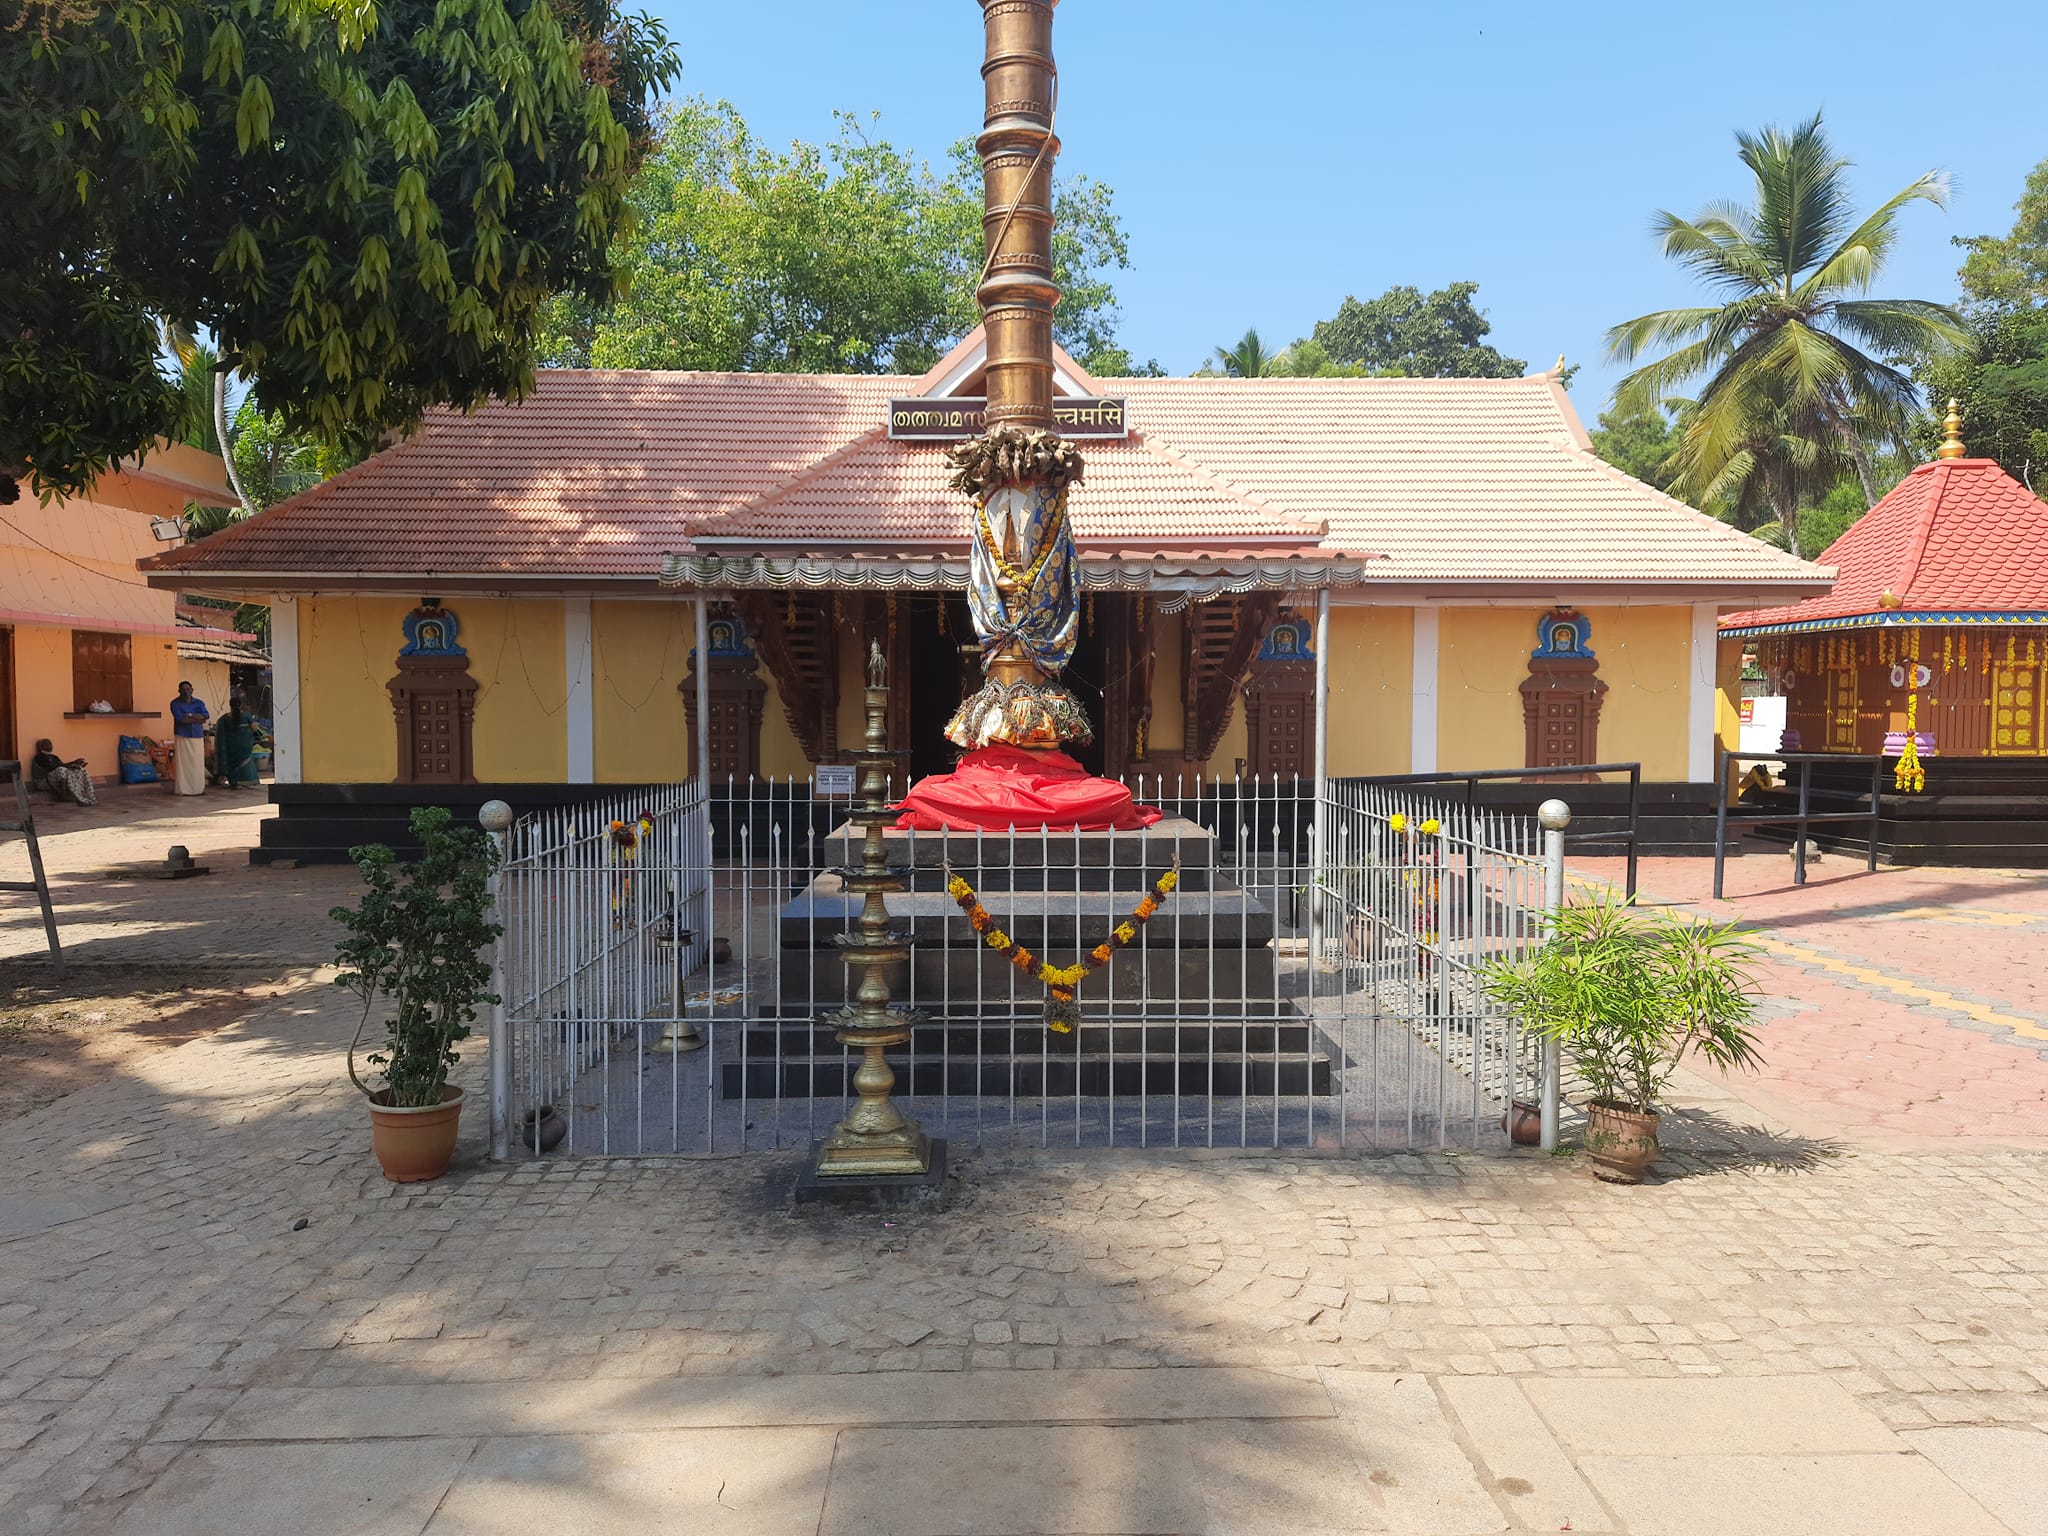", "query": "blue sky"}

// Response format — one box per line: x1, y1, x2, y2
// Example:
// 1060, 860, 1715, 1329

645, 0, 2045, 416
